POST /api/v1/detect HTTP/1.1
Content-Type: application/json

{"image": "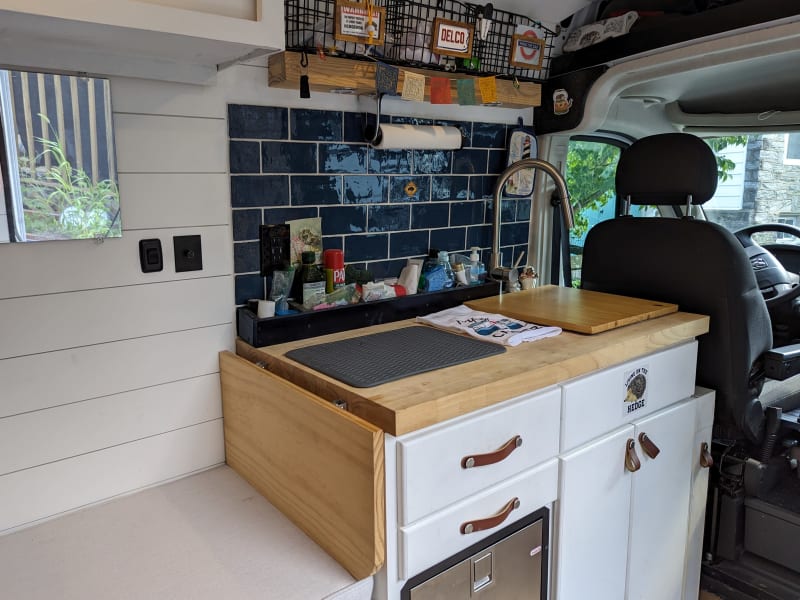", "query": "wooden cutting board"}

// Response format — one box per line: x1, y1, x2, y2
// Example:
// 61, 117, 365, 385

465, 285, 678, 334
